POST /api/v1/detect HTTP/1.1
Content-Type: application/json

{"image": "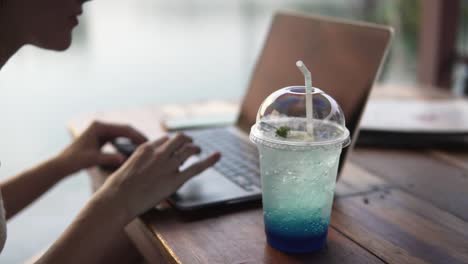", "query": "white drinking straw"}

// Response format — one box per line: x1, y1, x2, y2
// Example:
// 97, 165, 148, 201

296, 60, 314, 138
